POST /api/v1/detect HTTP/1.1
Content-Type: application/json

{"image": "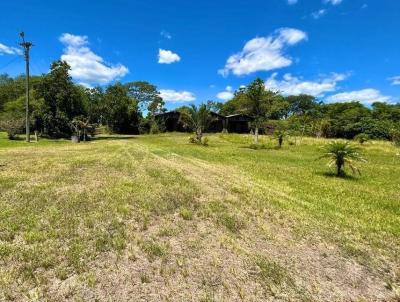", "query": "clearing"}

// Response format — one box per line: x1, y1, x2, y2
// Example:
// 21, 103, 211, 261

0, 132, 399, 301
